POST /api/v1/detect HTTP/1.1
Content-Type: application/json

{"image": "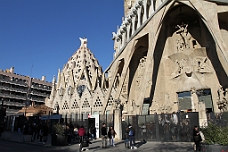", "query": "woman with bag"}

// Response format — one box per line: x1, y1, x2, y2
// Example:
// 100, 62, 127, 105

108, 126, 116, 147
193, 126, 202, 151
